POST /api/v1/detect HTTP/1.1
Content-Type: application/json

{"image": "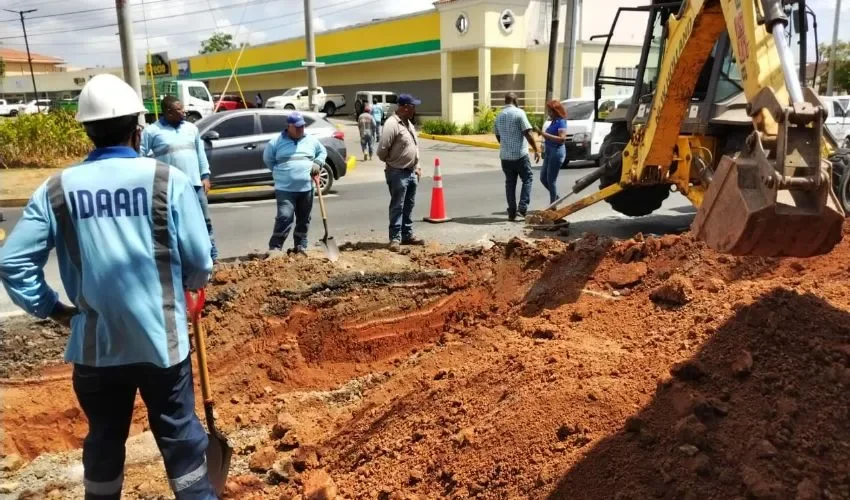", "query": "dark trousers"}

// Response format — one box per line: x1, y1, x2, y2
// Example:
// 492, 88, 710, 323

269, 189, 314, 251
385, 167, 418, 242
541, 145, 565, 204
361, 135, 374, 155
72, 357, 216, 500
501, 156, 534, 216
196, 187, 218, 262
